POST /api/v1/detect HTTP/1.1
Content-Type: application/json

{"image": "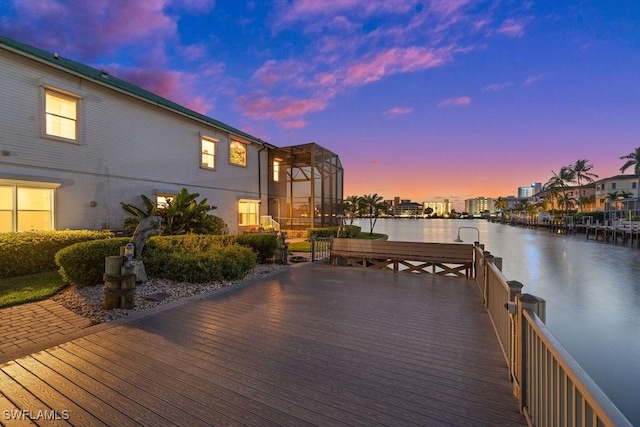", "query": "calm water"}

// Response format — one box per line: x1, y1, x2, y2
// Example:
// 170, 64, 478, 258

354, 218, 640, 425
